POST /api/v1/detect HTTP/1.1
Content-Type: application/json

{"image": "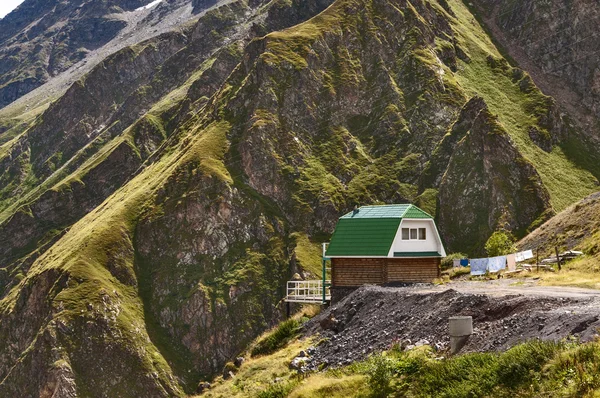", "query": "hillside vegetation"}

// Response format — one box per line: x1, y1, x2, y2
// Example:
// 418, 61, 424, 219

198, 307, 600, 398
